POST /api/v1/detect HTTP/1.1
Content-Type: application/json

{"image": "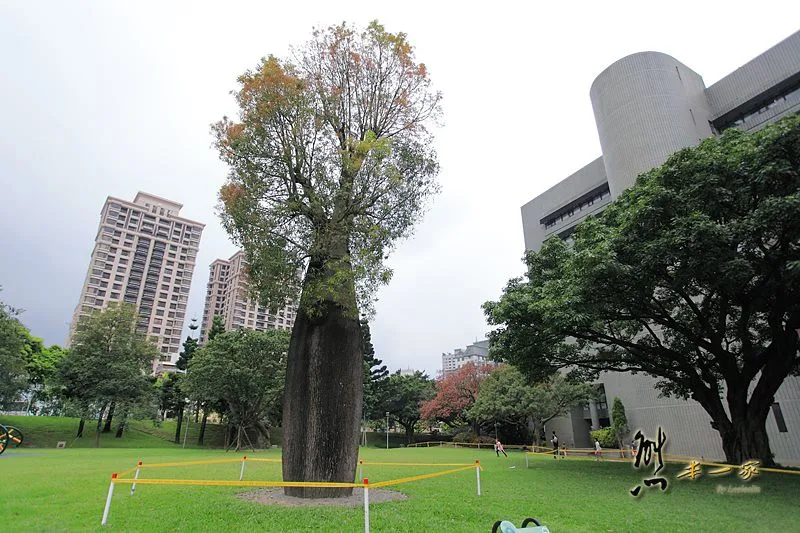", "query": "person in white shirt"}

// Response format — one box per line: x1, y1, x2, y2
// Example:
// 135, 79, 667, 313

594, 439, 602, 461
